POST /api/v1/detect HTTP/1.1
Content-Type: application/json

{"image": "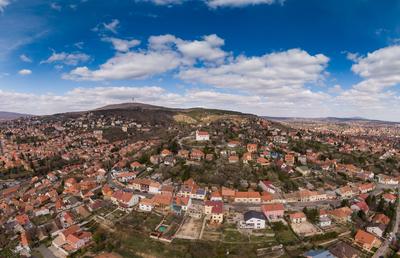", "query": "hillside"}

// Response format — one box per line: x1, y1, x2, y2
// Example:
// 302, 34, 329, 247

90, 103, 255, 125
0, 111, 31, 121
